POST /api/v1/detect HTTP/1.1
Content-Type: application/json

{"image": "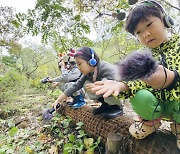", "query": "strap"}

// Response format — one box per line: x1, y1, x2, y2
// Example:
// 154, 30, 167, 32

166, 70, 179, 91
160, 51, 167, 101
160, 52, 167, 68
